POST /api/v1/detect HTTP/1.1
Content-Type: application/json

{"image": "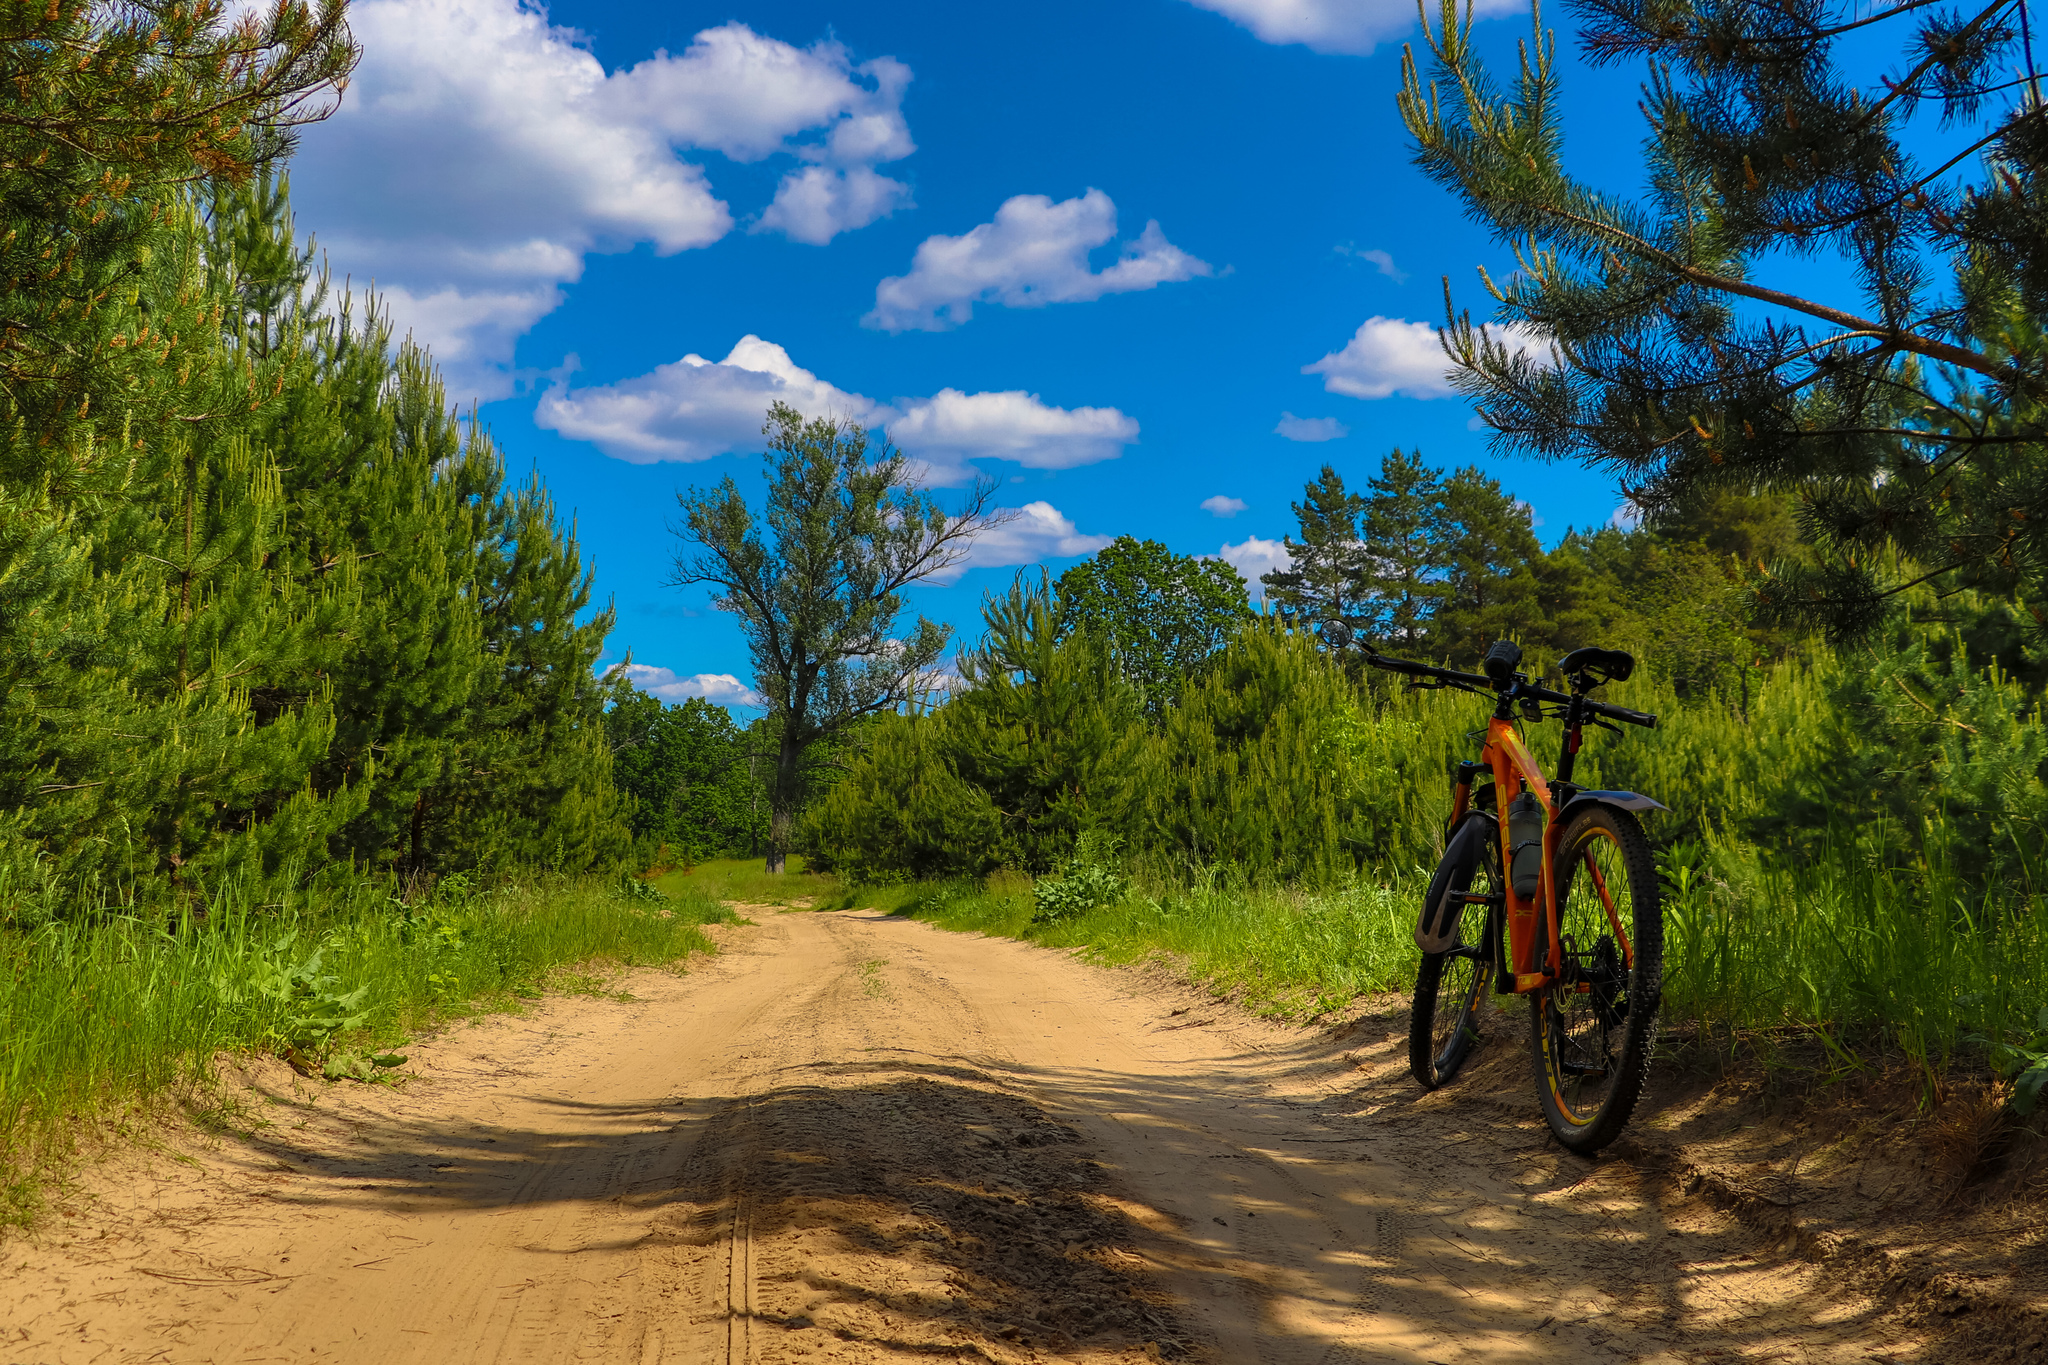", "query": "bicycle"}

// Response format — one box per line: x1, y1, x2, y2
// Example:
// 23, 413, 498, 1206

1322, 626, 1665, 1154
